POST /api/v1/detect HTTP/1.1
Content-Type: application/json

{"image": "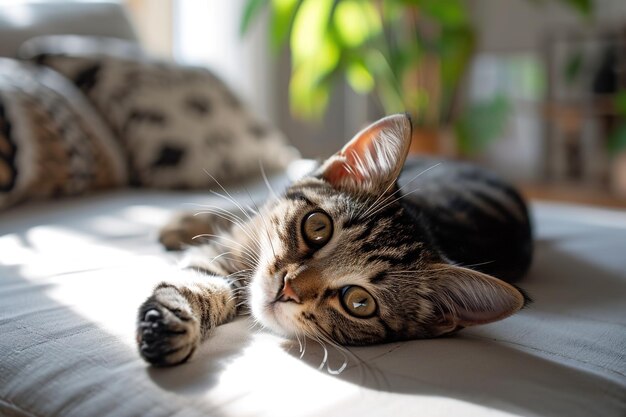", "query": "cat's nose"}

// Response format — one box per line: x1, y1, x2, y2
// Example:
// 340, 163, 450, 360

277, 279, 301, 304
